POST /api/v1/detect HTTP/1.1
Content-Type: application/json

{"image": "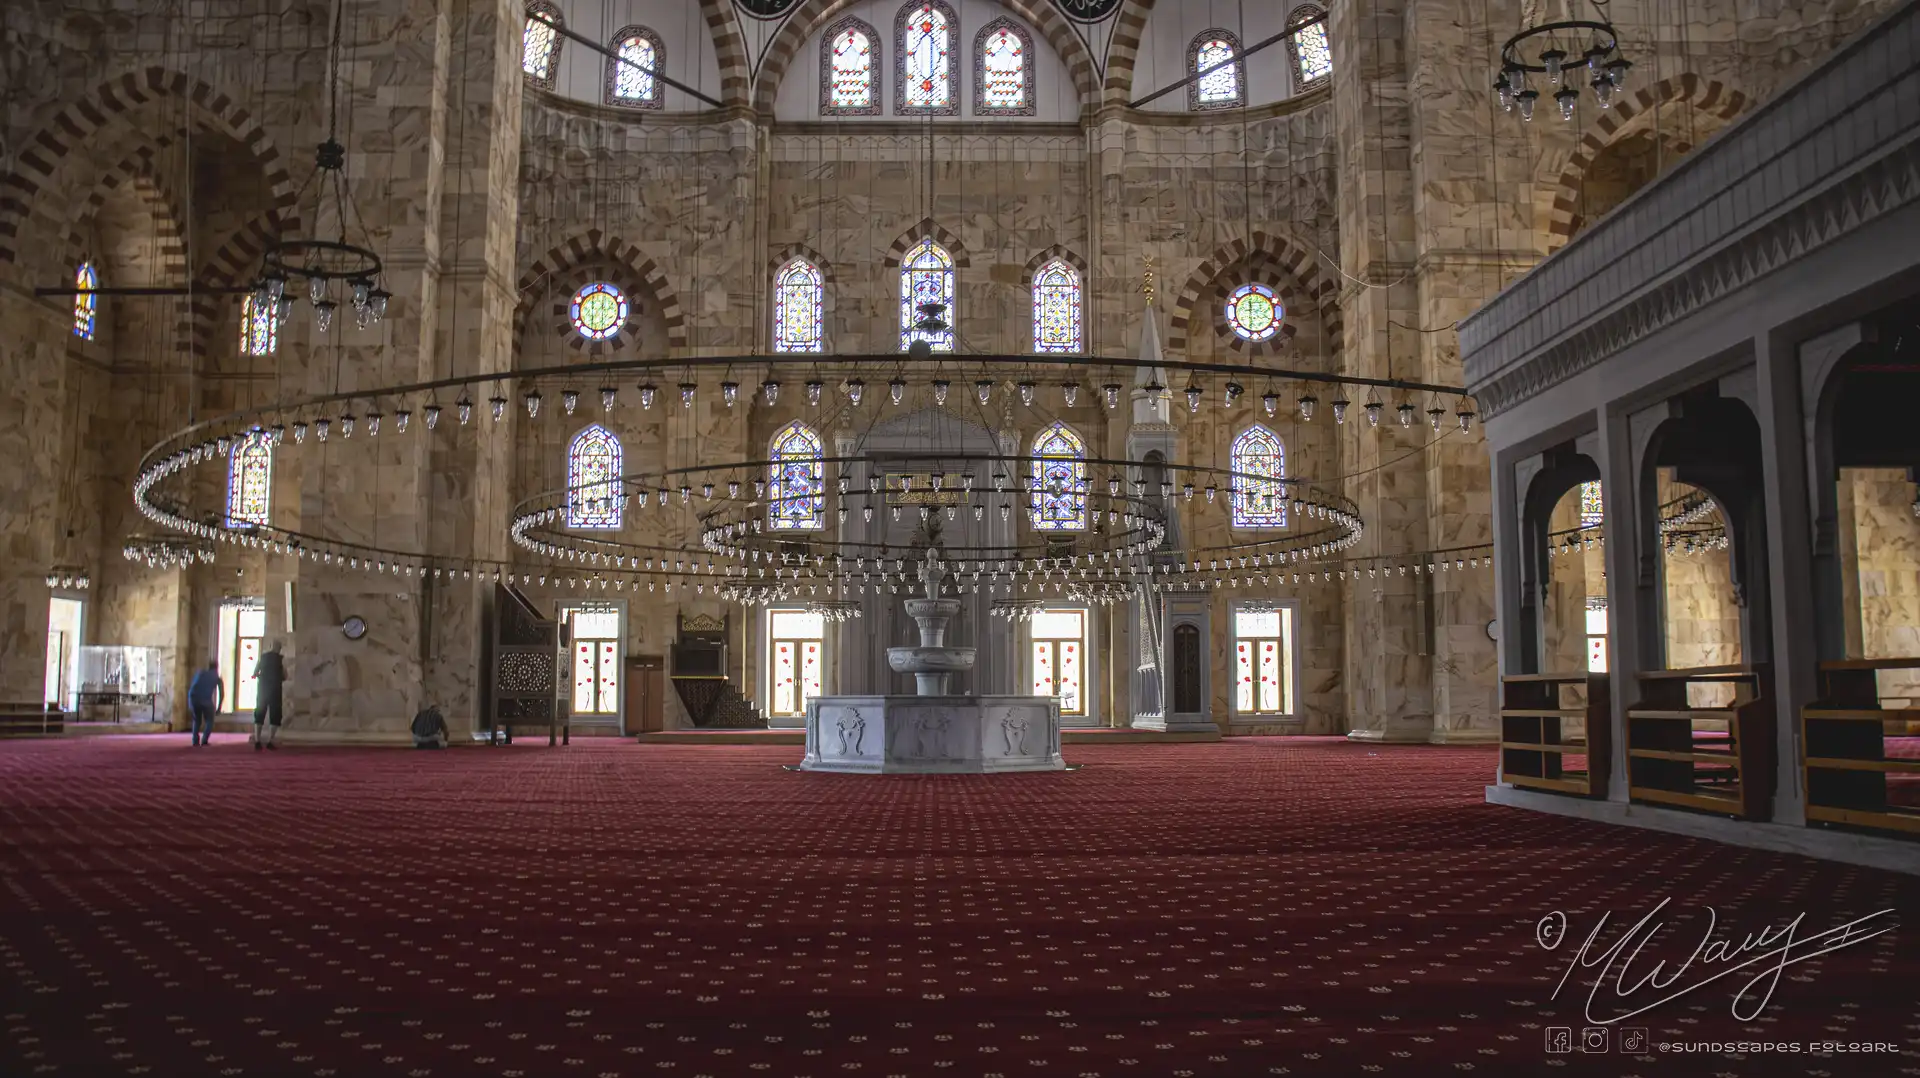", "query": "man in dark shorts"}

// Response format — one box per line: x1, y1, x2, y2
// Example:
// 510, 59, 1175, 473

252, 641, 288, 751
